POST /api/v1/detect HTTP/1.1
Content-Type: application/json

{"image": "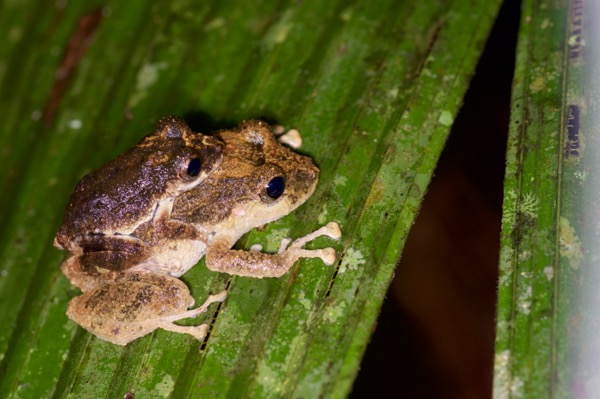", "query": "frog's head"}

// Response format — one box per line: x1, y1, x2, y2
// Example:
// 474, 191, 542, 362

142, 116, 224, 196
171, 121, 320, 237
